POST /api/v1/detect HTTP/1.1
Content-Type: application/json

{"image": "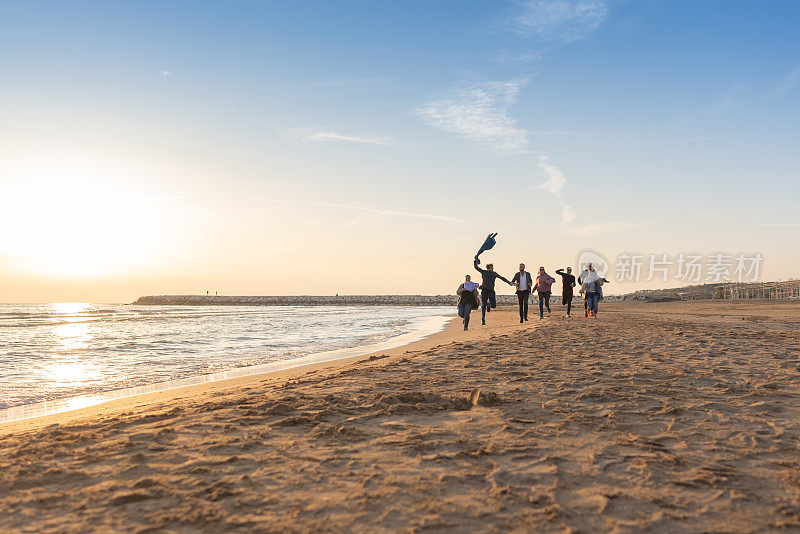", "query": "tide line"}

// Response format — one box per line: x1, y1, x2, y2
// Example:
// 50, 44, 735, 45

0, 314, 451, 424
